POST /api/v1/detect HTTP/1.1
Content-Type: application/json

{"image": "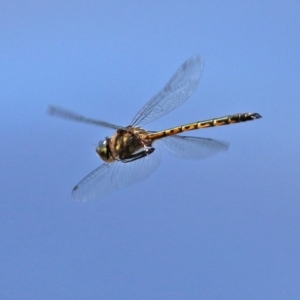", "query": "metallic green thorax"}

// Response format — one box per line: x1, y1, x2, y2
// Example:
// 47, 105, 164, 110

96, 127, 153, 163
